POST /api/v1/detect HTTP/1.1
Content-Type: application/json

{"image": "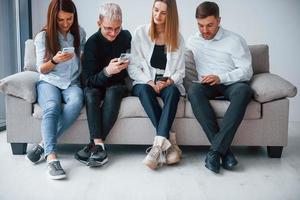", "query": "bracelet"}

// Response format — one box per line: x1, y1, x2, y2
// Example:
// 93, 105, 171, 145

50, 58, 58, 65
